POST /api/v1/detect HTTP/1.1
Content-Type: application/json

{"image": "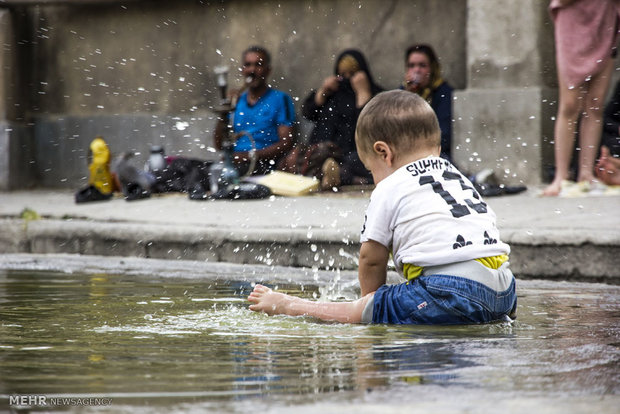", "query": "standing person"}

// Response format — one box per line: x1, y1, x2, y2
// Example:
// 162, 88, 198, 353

543, 0, 620, 196
248, 90, 516, 325
214, 46, 296, 176
402, 44, 454, 162
299, 49, 383, 190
